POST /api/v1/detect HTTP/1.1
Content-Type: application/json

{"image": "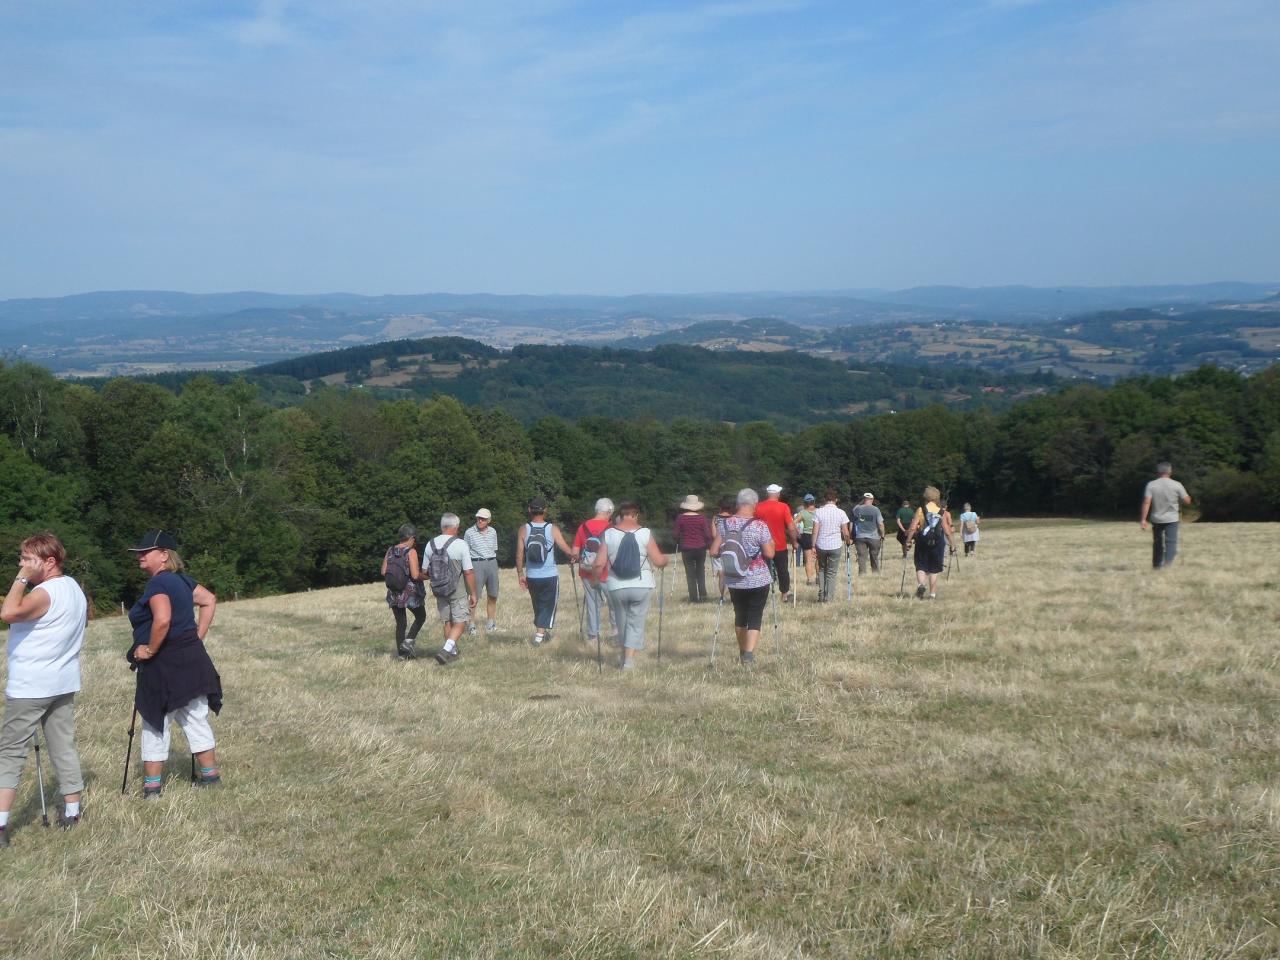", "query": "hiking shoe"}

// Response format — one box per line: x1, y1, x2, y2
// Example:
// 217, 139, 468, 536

196, 774, 221, 788
0, 825, 9, 846
396, 646, 416, 661
739, 650, 756, 666
467, 623, 477, 636
434, 648, 460, 666
486, 621, 499, 633
58, 811, 81, 829
620, 660, 636, 670
915, 584, 927, 600
928, 593, 937, 600
143, 785, 163, 800
530, 632, 545, 647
